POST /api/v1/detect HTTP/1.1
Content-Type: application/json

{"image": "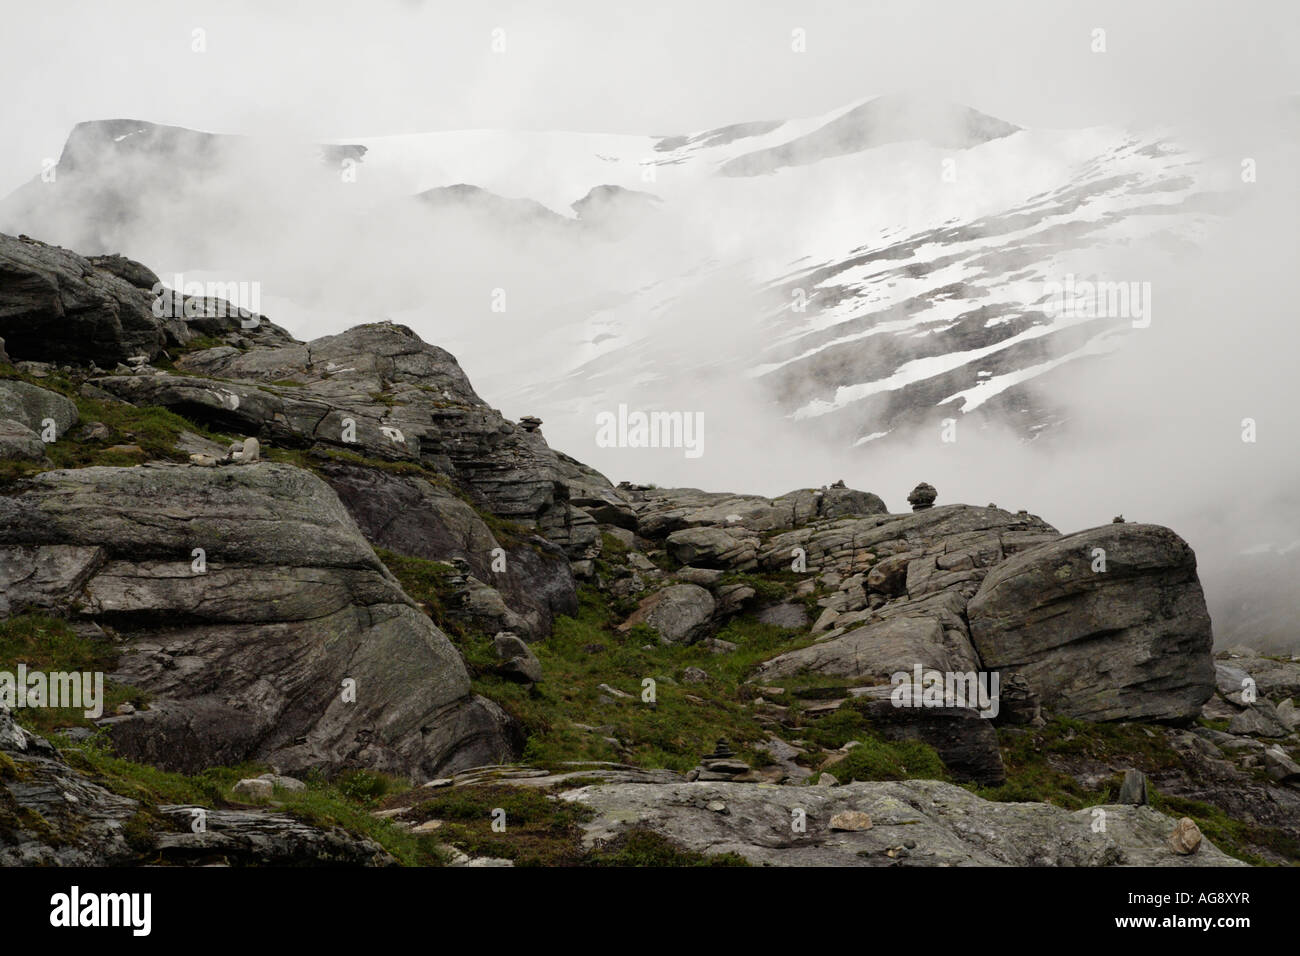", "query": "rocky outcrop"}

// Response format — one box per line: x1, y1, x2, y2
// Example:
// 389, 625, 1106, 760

665, 526, 759, 570
757, 597, 980, 682
756, 505, 1057, 684
0, 233, 172, 364
1, 232, 1263, 868
318, 461, 575, 640
86, 323, 592, 537
0, 380, 78, 436
0, 706, 393, 866
0, 233, 296, 366
561, 778, 1244, 866
622, 483, 887, 539
751, 507, 1217, 725
0, 462, 514, 778
967, 525, 1215, 722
